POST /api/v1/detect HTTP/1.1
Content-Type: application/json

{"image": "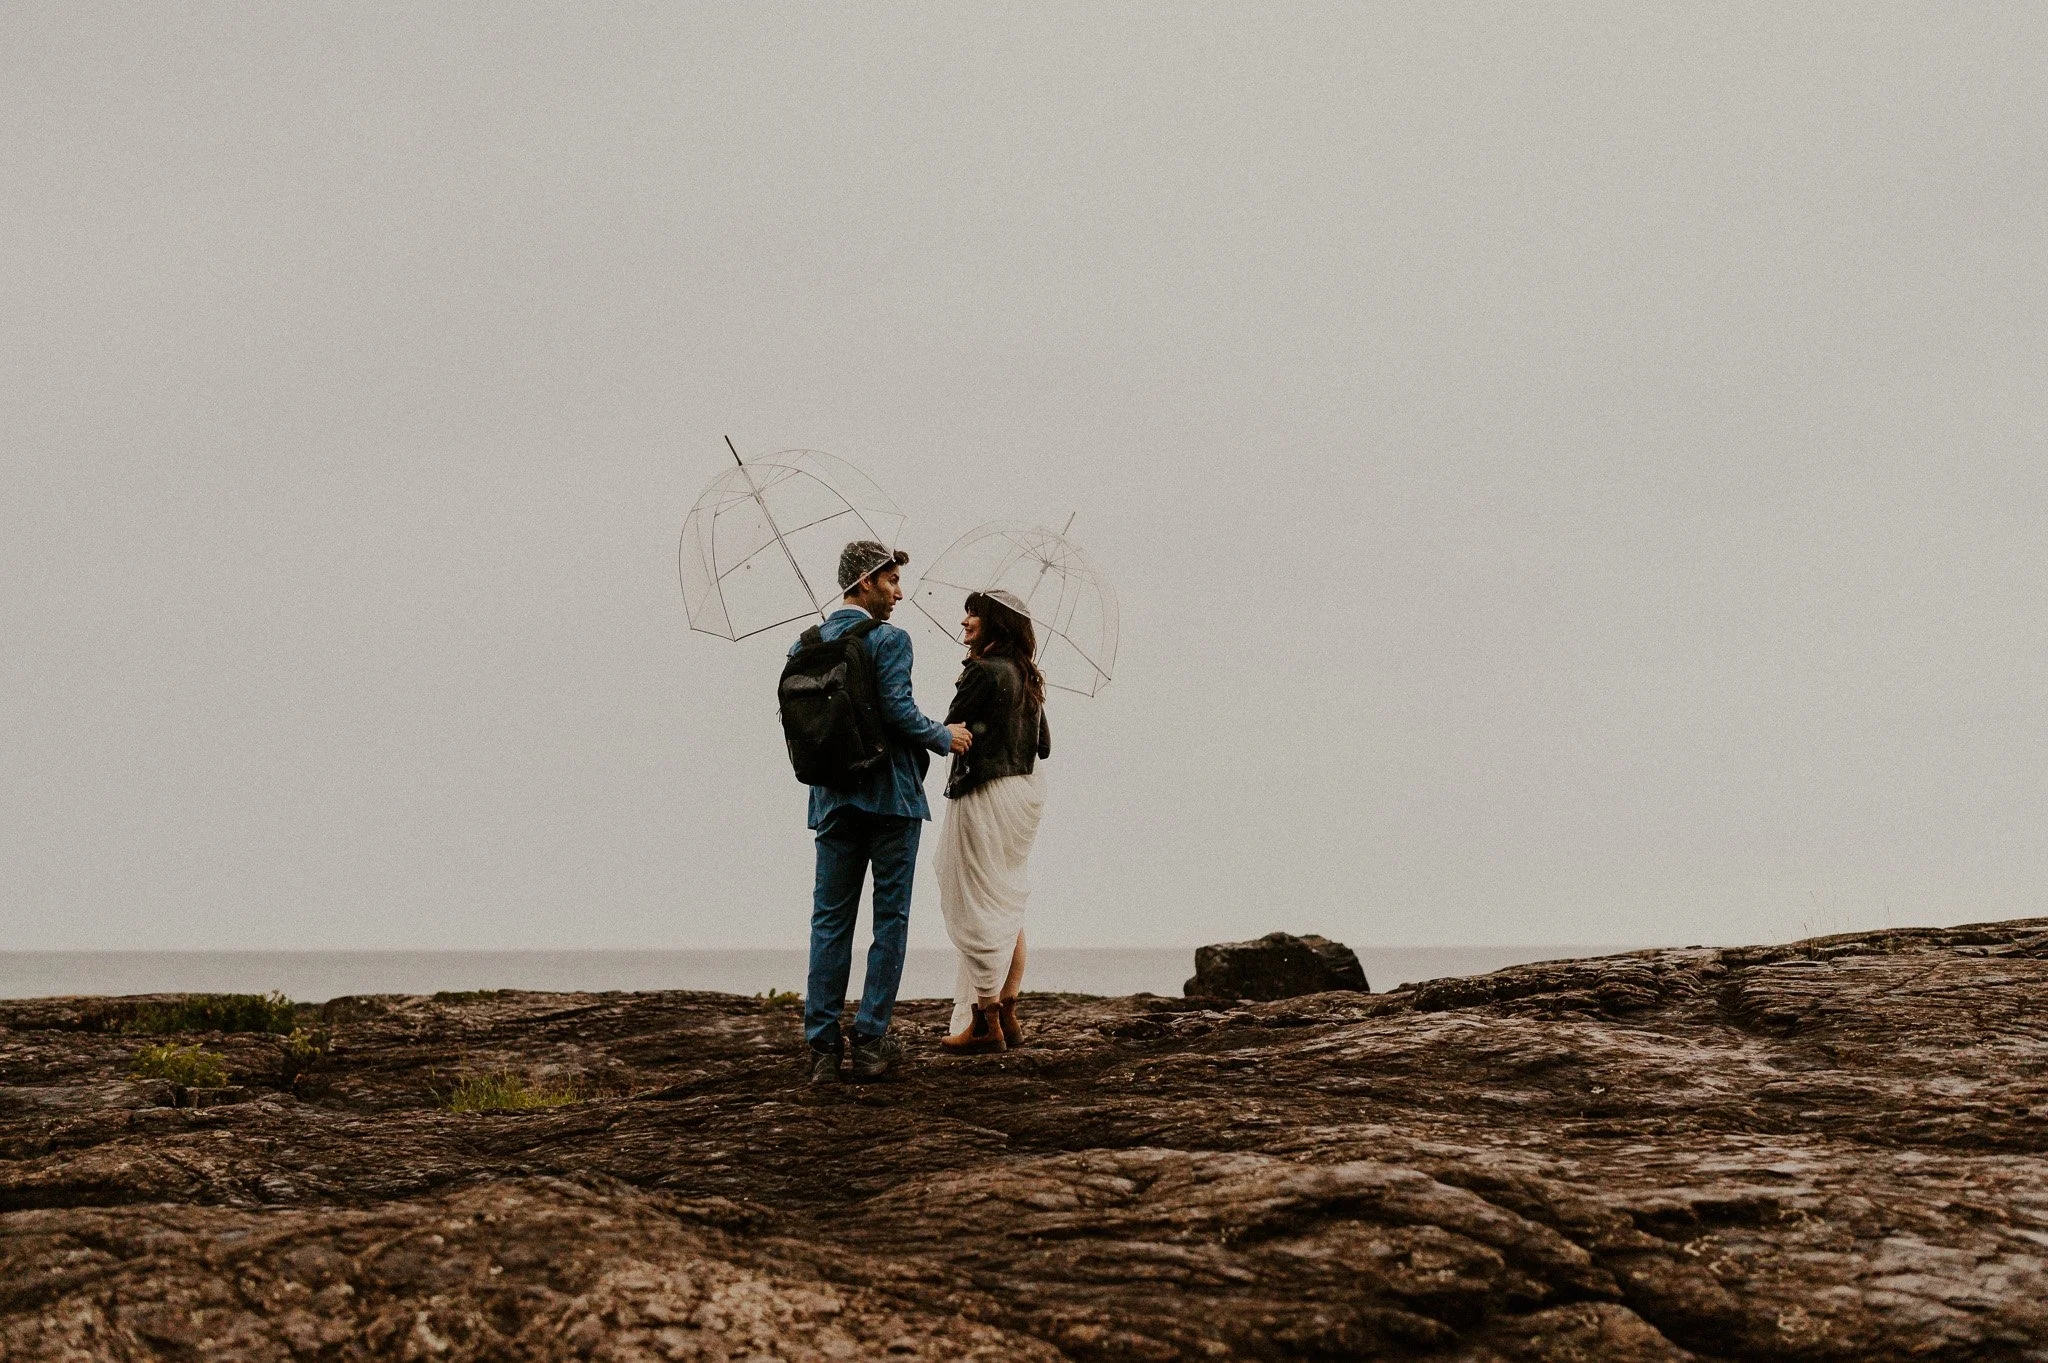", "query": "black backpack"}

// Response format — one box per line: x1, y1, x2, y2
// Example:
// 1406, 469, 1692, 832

777, 618, 888, 788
